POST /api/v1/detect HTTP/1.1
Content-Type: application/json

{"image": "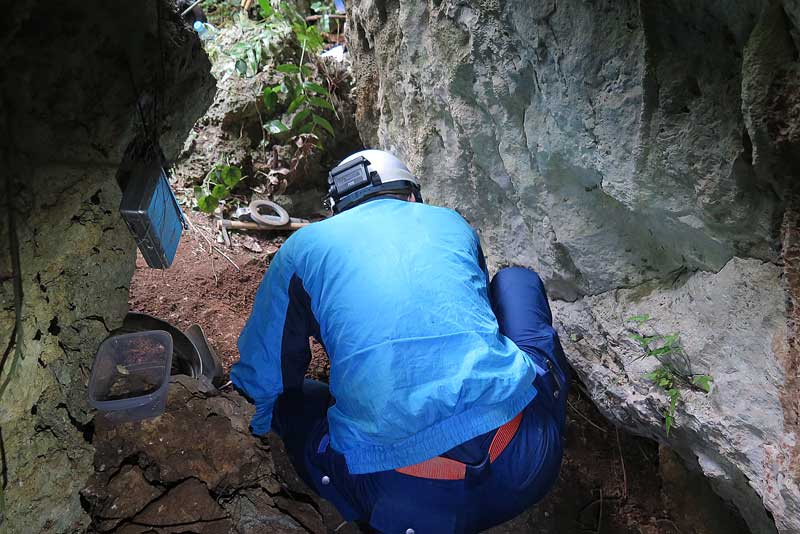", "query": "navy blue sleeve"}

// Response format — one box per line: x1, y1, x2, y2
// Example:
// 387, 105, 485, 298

231, 243, 320, 435
280, 275, 320, 392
